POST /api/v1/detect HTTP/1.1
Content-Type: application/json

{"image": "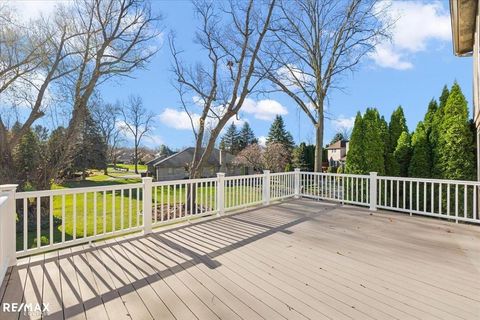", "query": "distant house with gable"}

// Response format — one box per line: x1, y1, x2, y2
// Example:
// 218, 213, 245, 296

147, 147, 243, 181
326, 140, 349, 168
